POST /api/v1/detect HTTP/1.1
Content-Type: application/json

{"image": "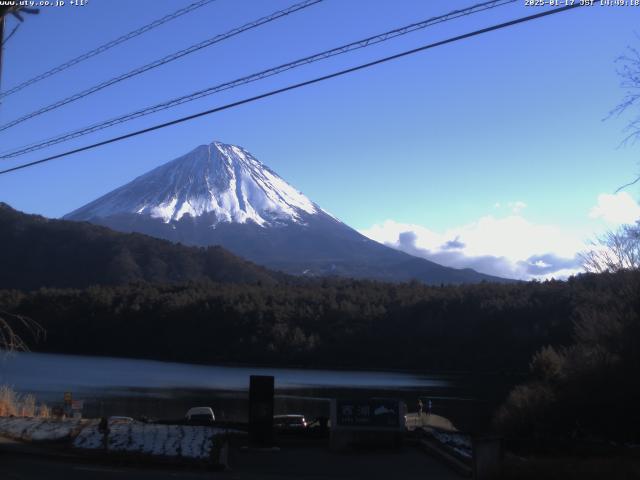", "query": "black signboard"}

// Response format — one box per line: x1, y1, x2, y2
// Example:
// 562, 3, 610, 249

336, 399, 400, 428
248, 375, 274, 445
